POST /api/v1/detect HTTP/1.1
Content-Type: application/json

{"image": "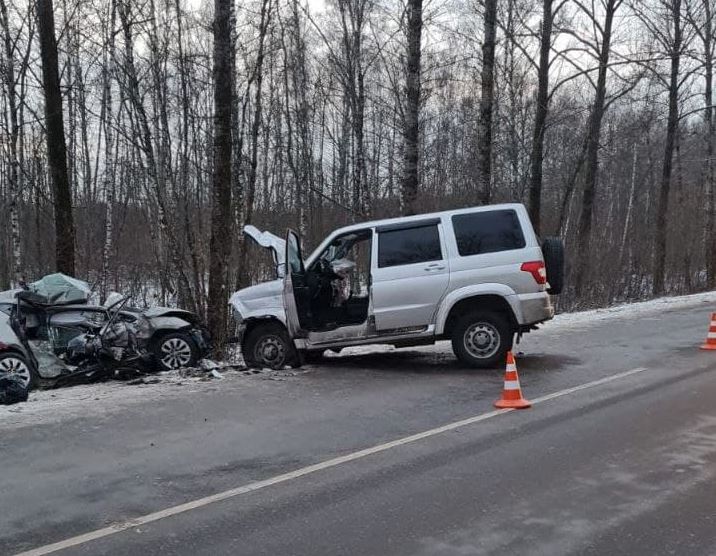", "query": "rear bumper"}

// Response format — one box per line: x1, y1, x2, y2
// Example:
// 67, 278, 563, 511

516, 292, 554, 325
